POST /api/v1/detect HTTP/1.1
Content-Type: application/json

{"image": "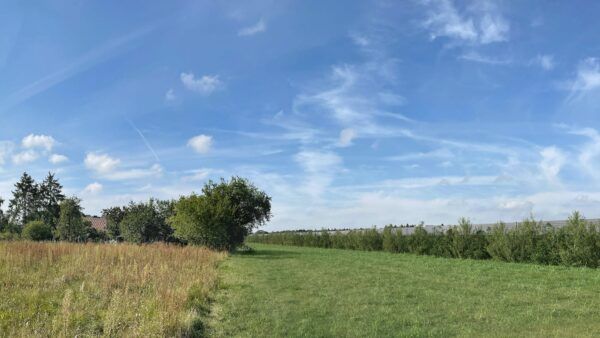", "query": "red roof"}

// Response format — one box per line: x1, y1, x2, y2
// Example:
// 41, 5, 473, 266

85, 217, 108, 231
